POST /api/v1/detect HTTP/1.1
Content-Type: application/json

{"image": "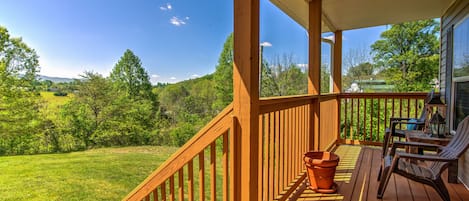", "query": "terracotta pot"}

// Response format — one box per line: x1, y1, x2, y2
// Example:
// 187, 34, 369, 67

303, 151, 340, 193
